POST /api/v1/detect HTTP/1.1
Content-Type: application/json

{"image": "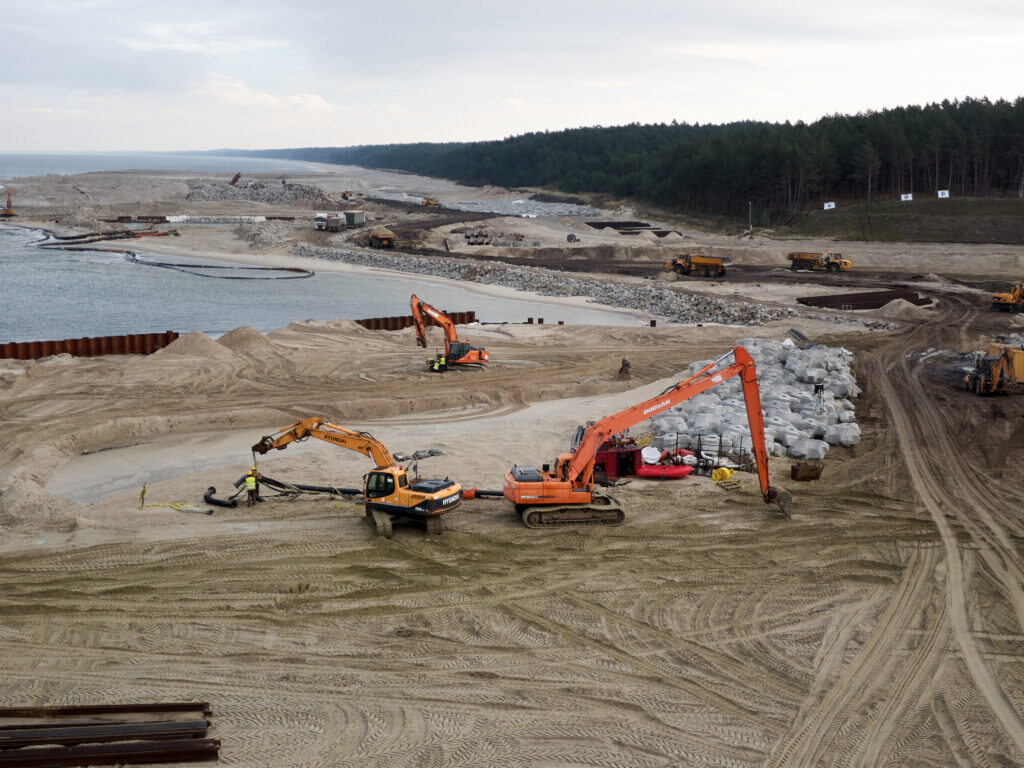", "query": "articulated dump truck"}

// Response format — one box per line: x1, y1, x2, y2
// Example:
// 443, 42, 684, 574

787, 251, 853, 272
